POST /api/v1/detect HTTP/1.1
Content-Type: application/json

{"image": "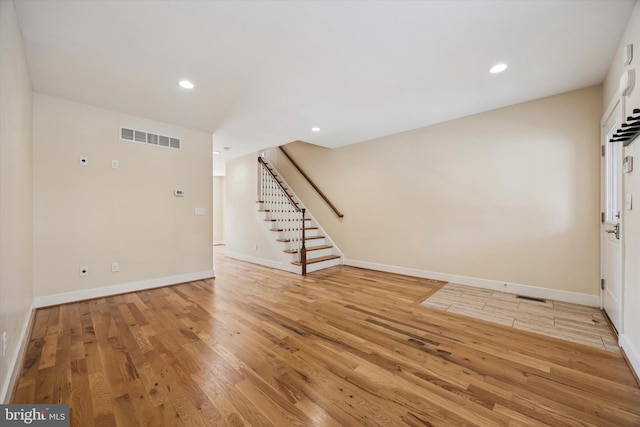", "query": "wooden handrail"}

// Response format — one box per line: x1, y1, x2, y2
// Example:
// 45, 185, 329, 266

258, 156, 301, 212
278, 146, 344, 218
